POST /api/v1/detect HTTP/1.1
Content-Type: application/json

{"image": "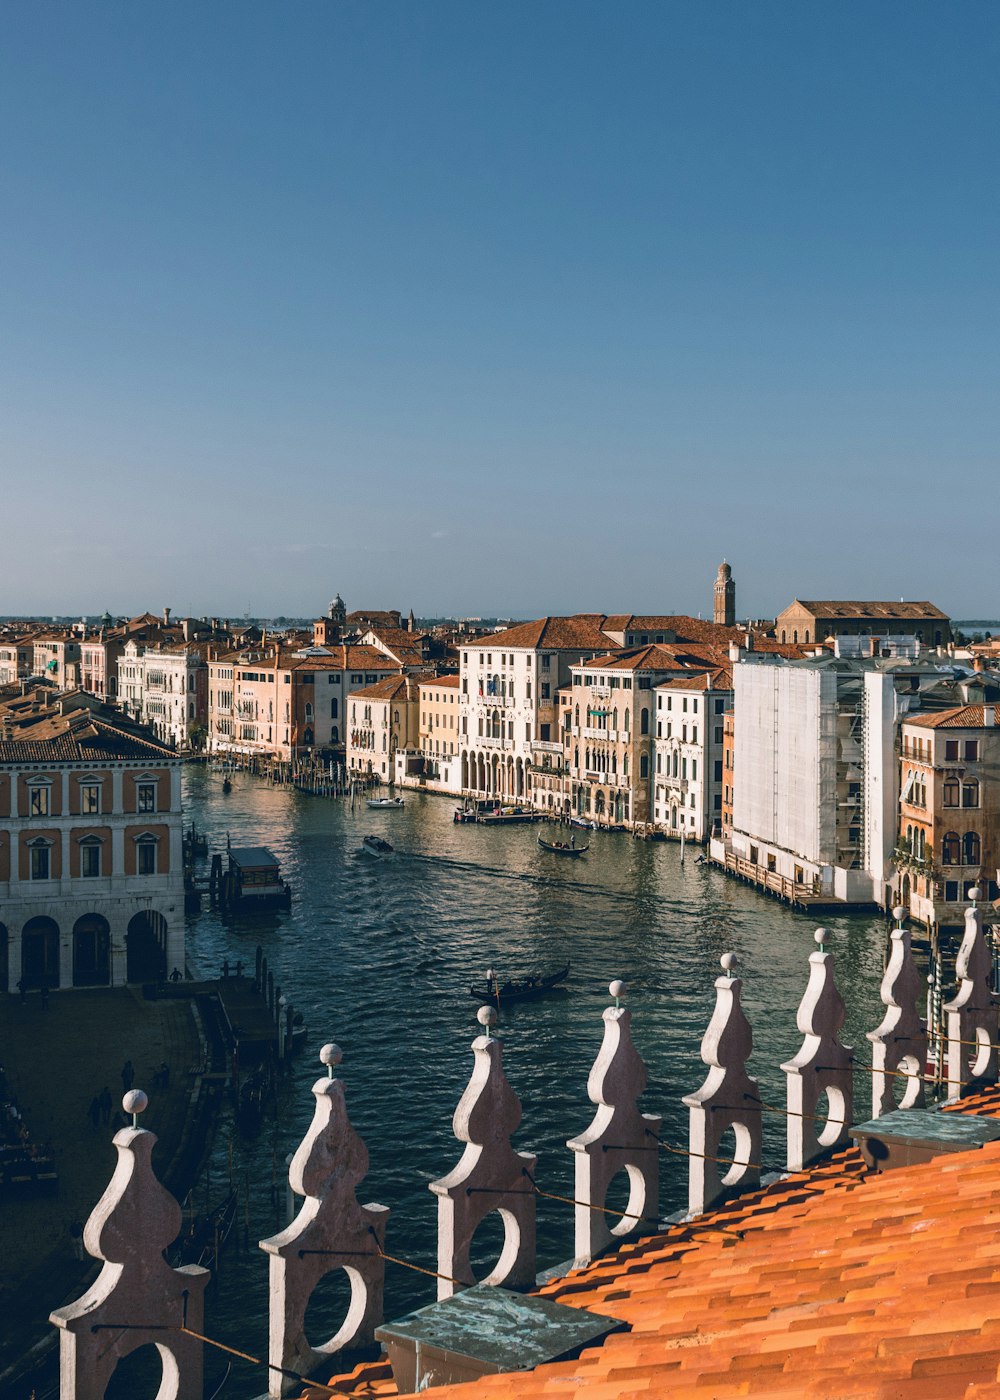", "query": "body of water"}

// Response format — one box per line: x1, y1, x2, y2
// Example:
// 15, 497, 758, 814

179, 764, 892, 1393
